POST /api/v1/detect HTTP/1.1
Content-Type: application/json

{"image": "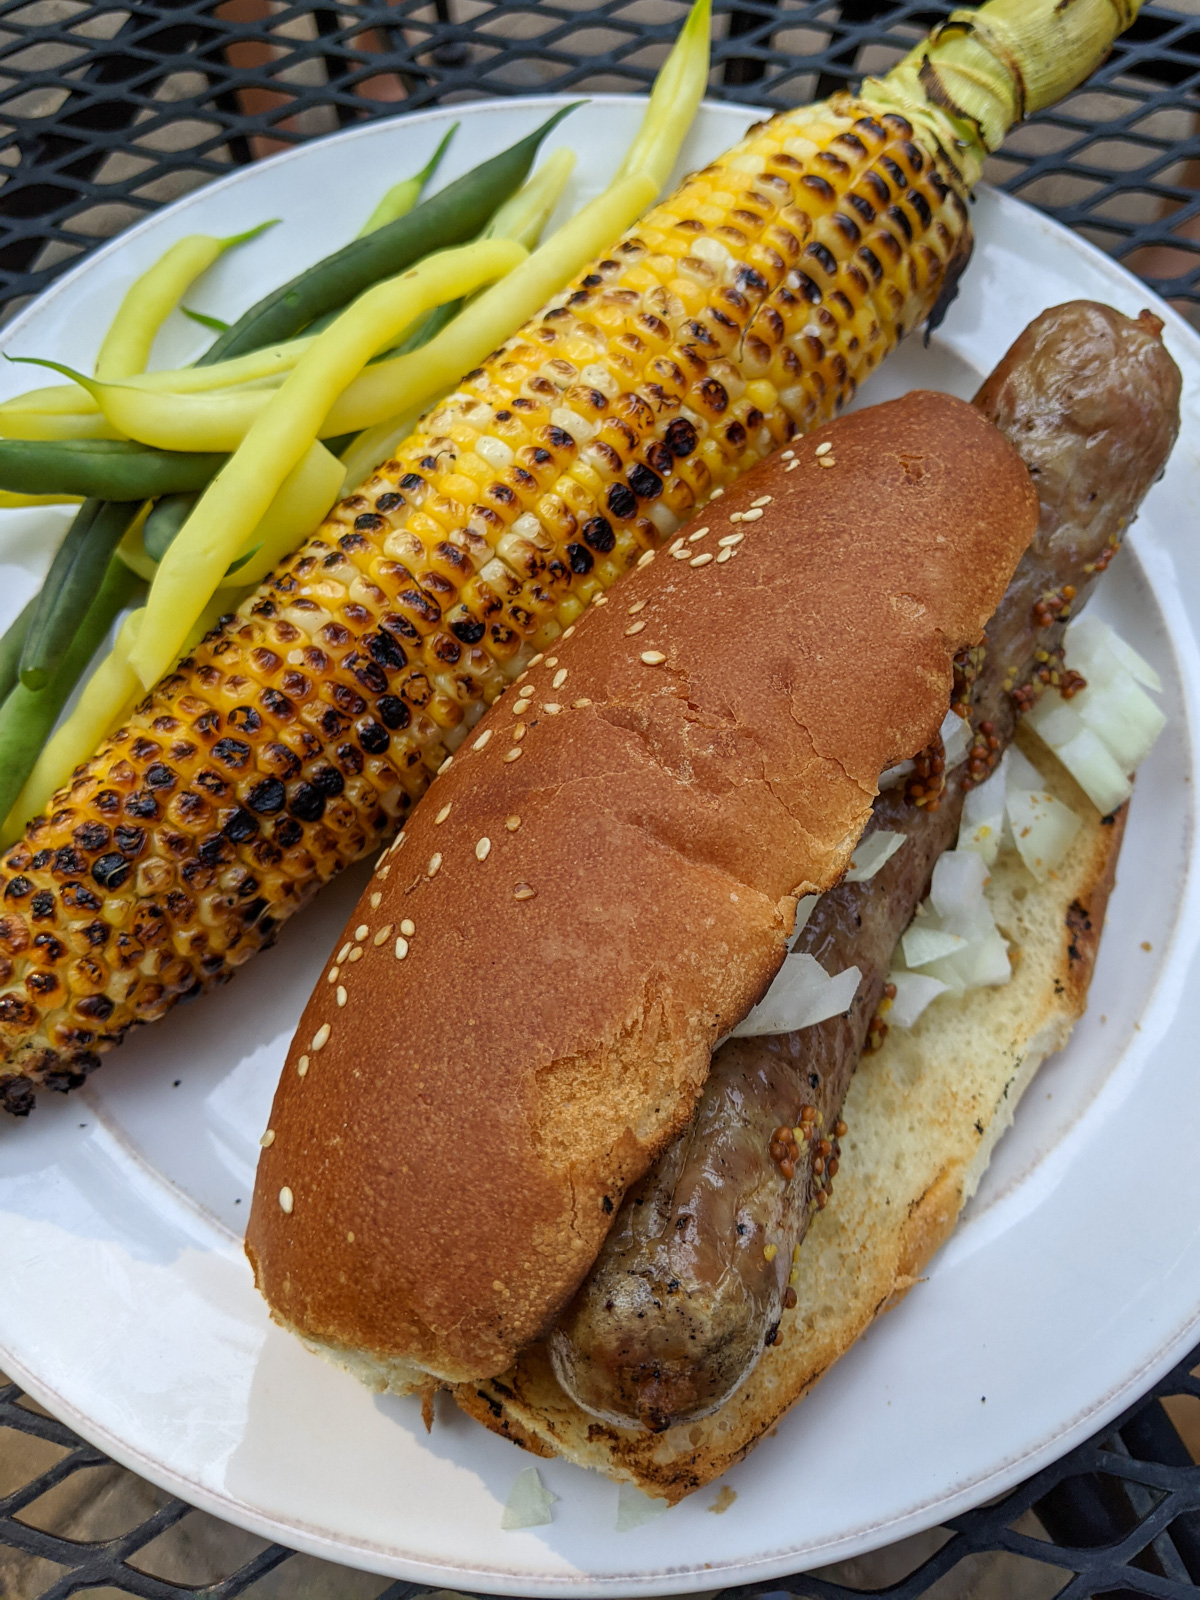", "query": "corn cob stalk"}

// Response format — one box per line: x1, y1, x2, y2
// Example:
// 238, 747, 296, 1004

0, 0, 1141, 1112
